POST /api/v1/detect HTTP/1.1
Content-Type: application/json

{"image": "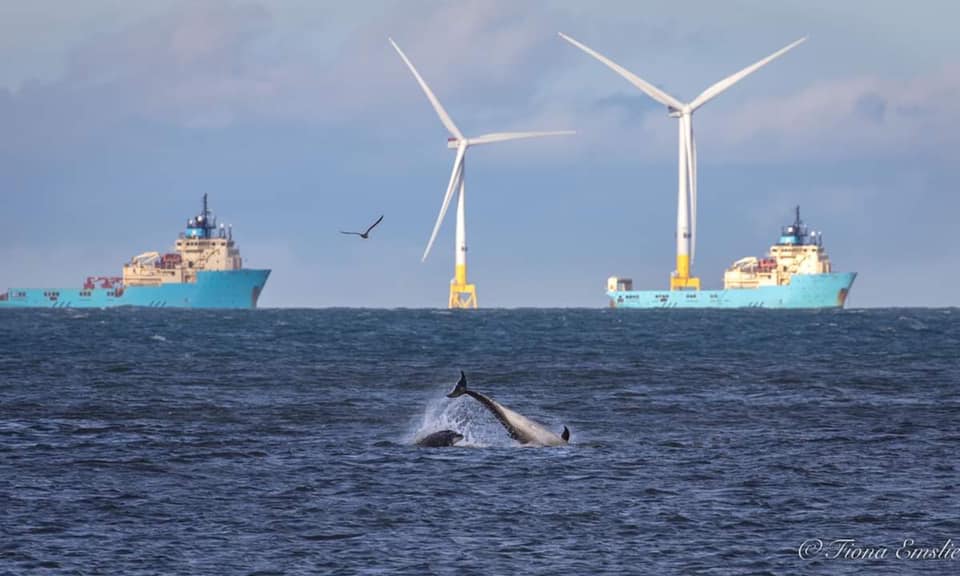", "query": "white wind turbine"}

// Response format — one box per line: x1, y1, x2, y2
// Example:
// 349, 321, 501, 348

390, 38, 574, 308
559, 32, 805, 290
